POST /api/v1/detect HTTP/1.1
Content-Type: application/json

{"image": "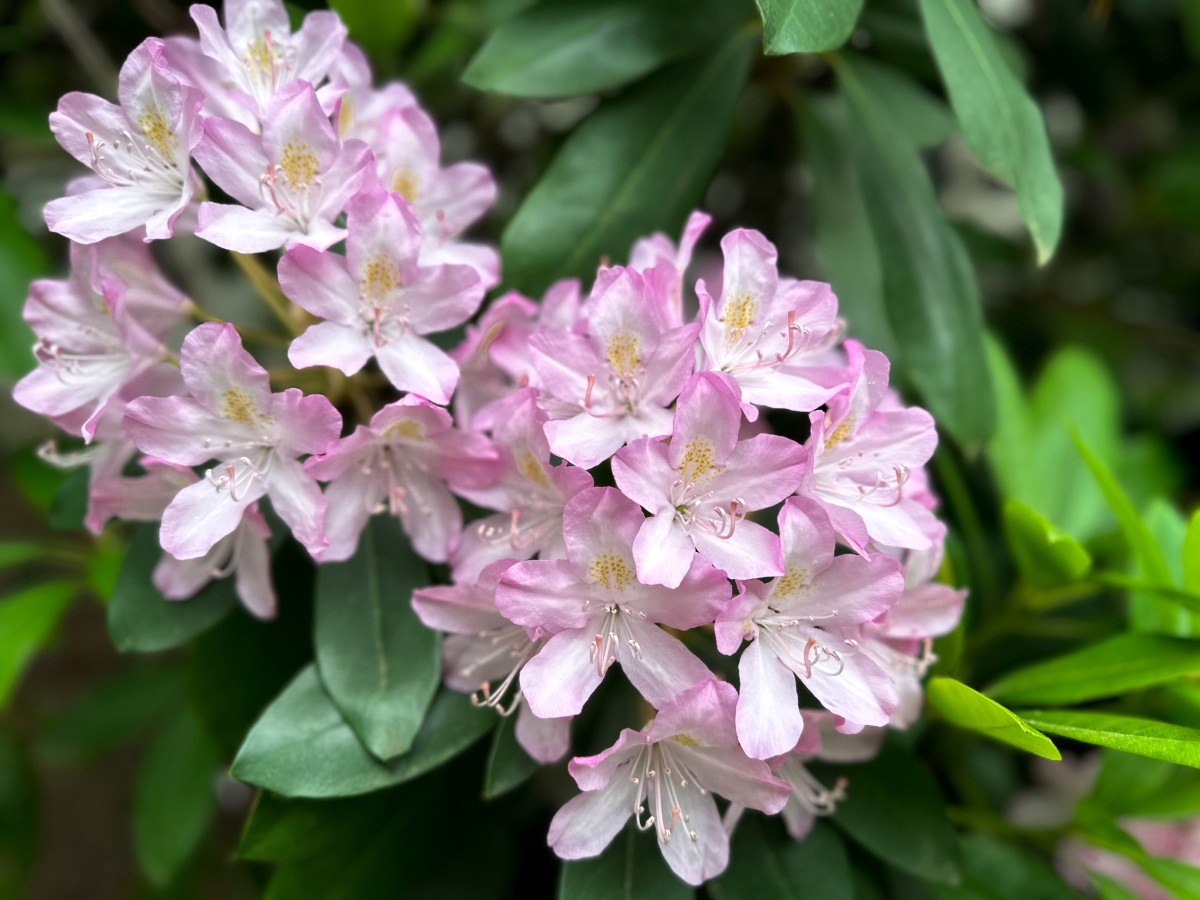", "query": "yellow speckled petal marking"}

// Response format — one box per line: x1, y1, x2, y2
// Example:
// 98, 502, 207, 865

221, 387, 268, 425
678, 436, 717, 485
279, 140, 320, 188
137, 106, 178, 160
605, 331, 641, 376
381, 418, 424, 440
770, 566, 808, 600
361, 253, 400, 302
721, 292, 758, 342
588, 551, 635, 590
823, 416, 854, 450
